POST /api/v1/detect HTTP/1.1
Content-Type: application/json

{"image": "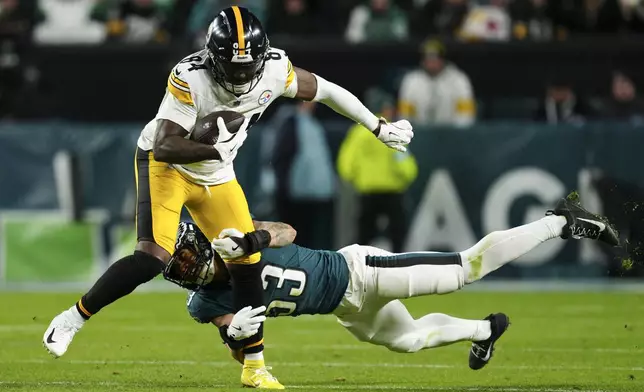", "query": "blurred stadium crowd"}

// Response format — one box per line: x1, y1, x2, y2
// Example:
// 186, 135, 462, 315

3, 0, 644, 44
2, 0, 644, 125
